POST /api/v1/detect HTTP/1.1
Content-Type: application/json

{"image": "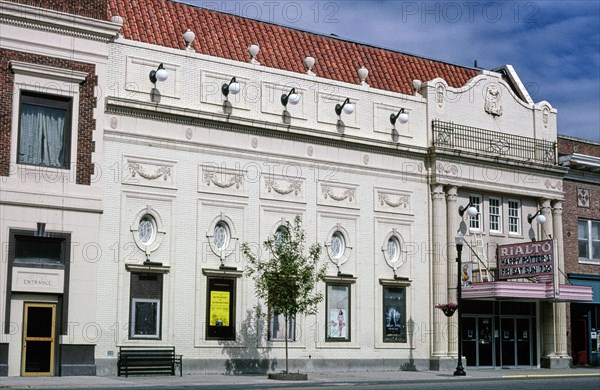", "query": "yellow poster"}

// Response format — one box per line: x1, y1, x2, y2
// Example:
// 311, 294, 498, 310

210, 291, 230, 326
